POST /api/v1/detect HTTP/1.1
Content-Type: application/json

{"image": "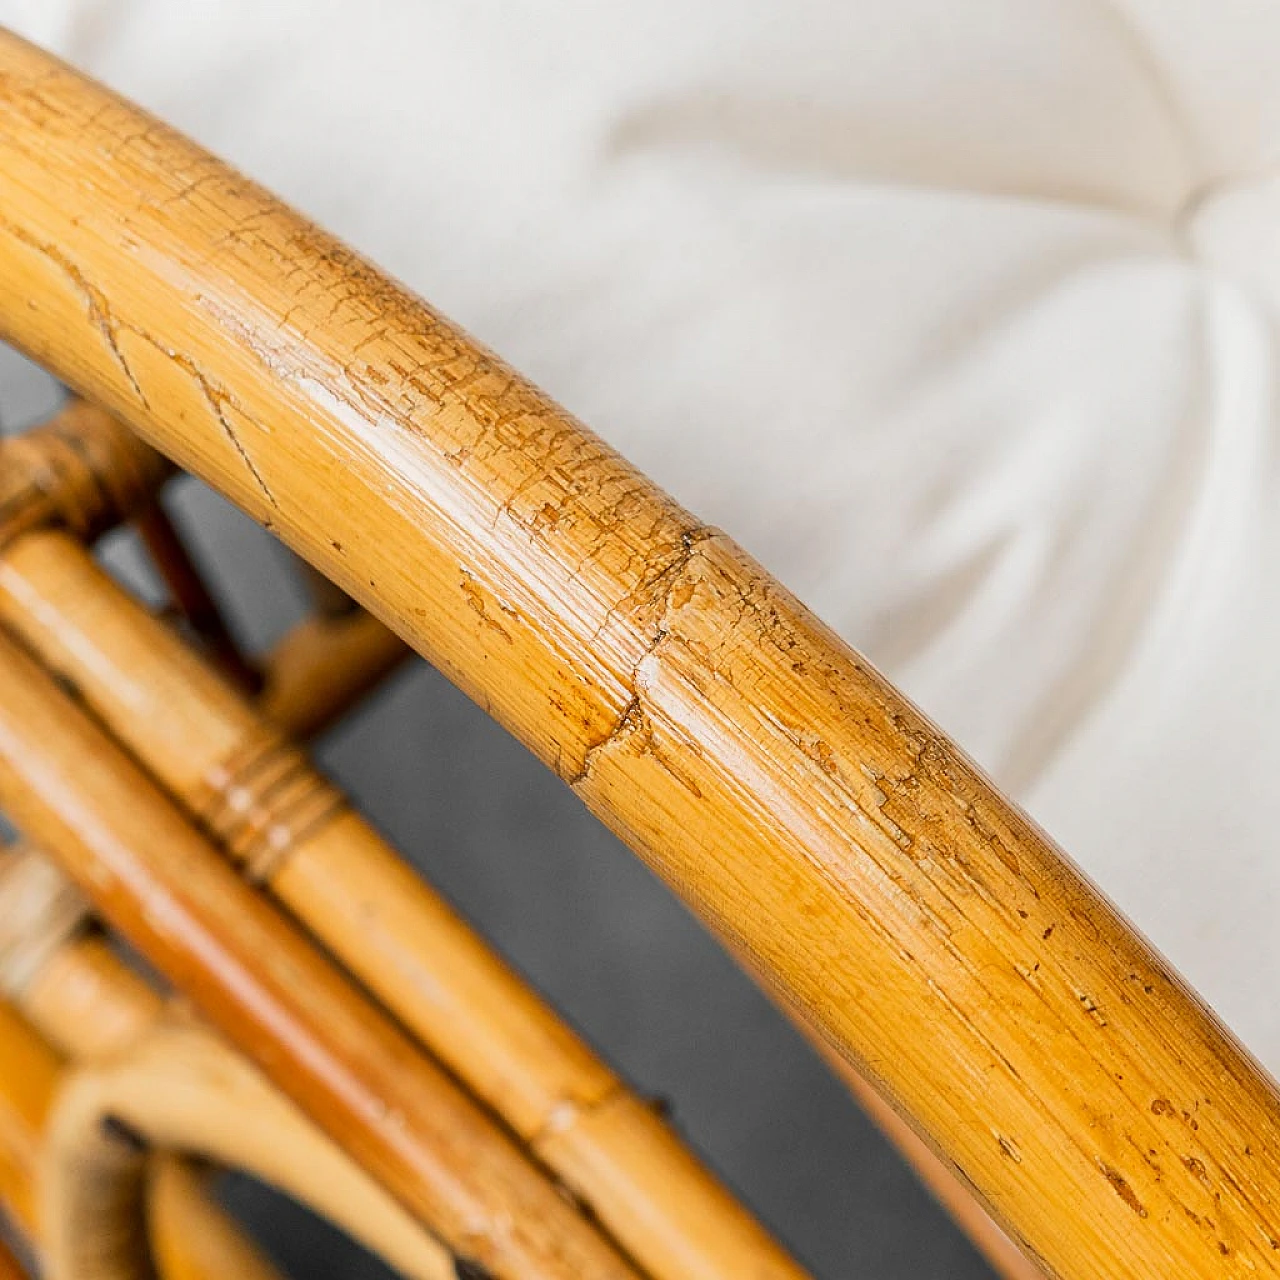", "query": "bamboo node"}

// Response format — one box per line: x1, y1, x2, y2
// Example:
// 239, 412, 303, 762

0, 401, 169, 550
197, 729, 344, 882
